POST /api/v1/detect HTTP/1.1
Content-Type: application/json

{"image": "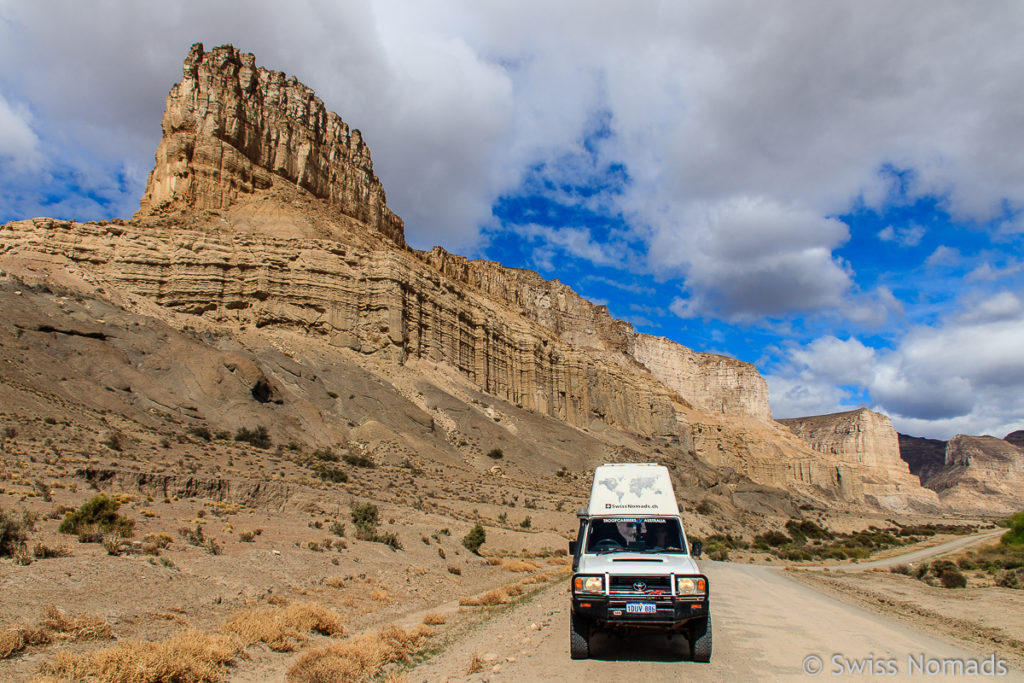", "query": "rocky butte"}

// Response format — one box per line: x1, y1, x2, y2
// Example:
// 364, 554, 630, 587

1, 43, 1012, 515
